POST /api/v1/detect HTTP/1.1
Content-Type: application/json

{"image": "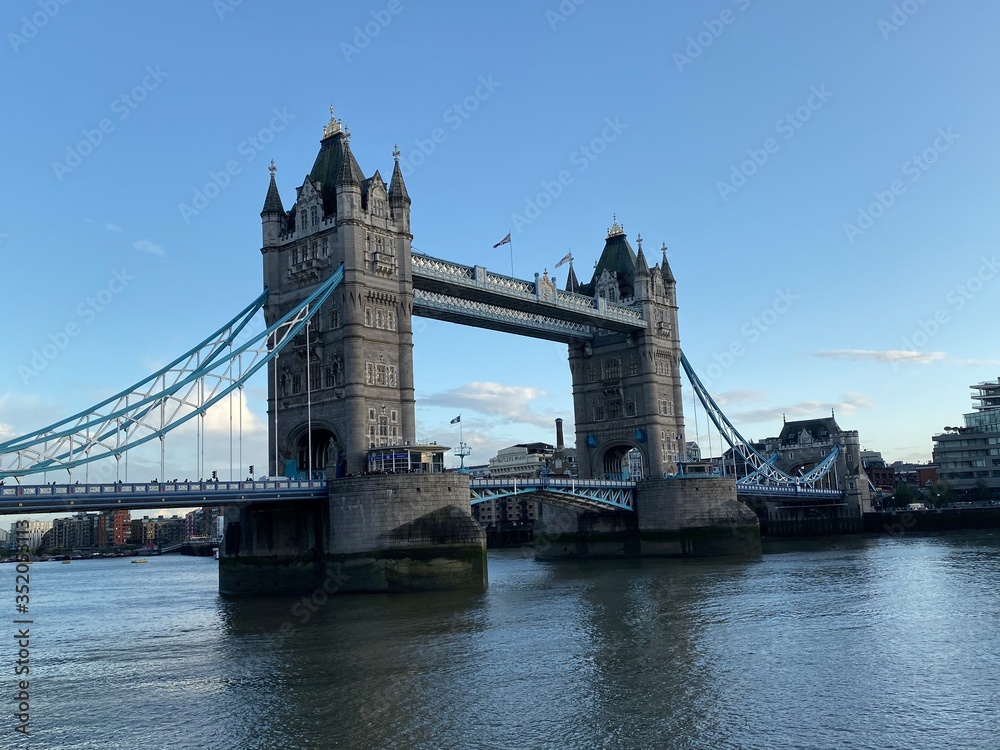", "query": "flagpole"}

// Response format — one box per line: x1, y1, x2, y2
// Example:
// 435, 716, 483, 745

452, 414, 470, 470
509, 236, 514, 278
